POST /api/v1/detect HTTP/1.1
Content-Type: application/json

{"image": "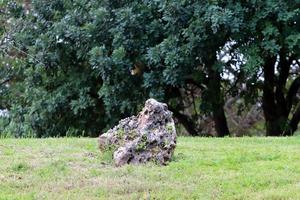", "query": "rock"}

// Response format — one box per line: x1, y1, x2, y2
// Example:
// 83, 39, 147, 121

98, 98, 177, 166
